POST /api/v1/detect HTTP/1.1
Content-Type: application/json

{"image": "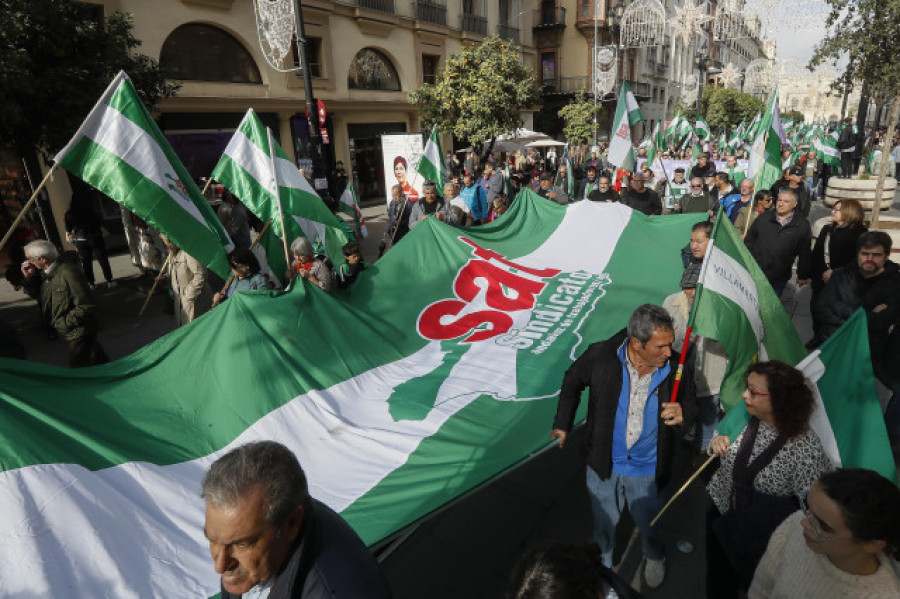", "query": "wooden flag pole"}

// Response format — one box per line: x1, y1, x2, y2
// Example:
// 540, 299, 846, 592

138, 253, 171, 317
138, 176, 217, 316
0, 163, 59, 255
650, 453, 718, 527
